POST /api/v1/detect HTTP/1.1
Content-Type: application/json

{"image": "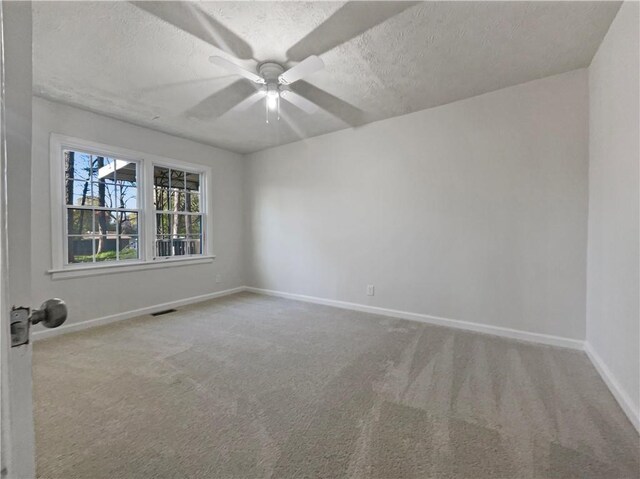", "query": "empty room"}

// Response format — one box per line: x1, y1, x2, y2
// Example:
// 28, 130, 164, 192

0, 1, 638, 478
